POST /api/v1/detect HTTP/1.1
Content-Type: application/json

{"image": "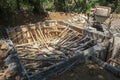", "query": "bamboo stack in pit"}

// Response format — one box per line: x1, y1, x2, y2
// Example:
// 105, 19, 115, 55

8, 20, 84, 50
8, 21, 66, 47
